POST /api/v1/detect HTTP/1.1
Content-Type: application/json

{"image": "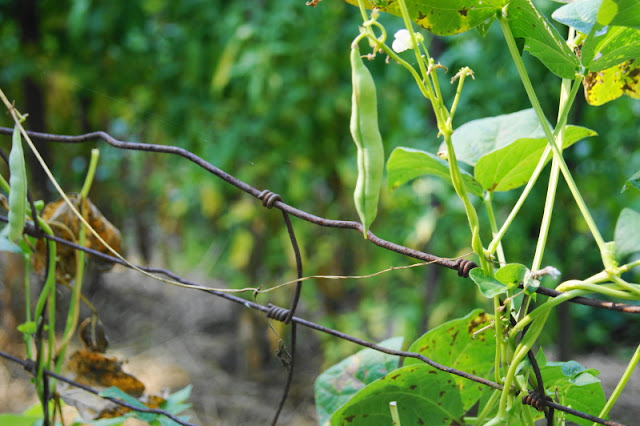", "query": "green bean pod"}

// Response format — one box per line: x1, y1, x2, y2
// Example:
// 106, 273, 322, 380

8, 125, 27, 243
350, 44, 384, 238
